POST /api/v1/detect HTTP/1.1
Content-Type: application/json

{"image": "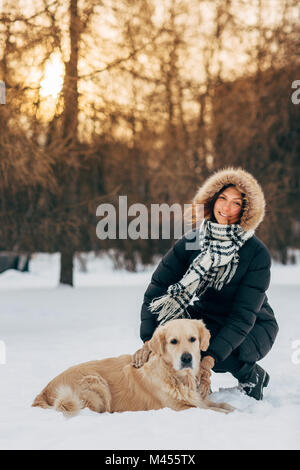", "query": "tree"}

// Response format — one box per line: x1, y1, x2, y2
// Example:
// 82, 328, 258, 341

211, 0, 300, 261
